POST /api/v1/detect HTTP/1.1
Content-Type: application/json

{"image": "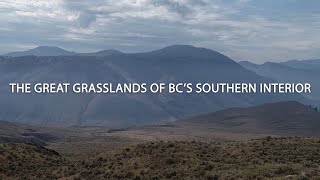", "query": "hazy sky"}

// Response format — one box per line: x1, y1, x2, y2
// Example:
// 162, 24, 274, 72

0, 0, 319, 63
